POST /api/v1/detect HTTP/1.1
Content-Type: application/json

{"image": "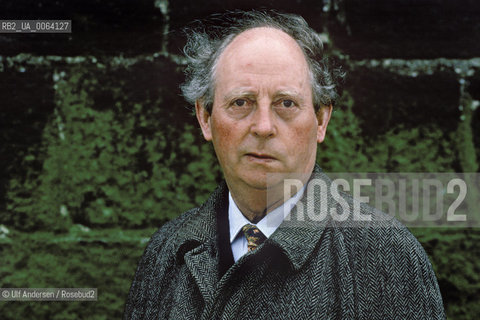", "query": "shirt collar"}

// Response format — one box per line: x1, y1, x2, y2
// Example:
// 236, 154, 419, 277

228, 185, 306, 243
